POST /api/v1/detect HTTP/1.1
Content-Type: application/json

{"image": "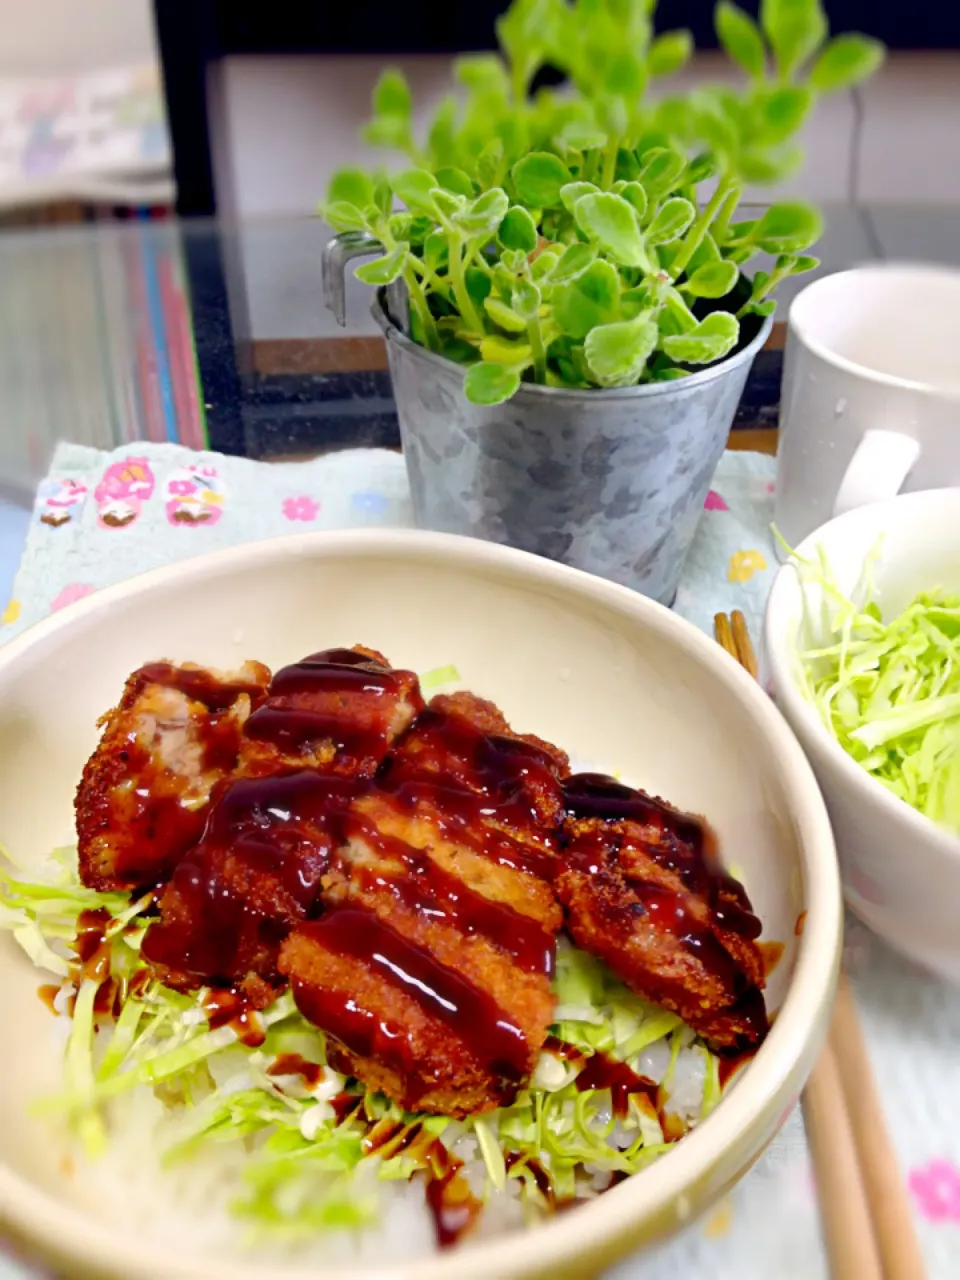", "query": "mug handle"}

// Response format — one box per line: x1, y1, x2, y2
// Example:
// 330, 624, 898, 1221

832, 429, 921, 519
